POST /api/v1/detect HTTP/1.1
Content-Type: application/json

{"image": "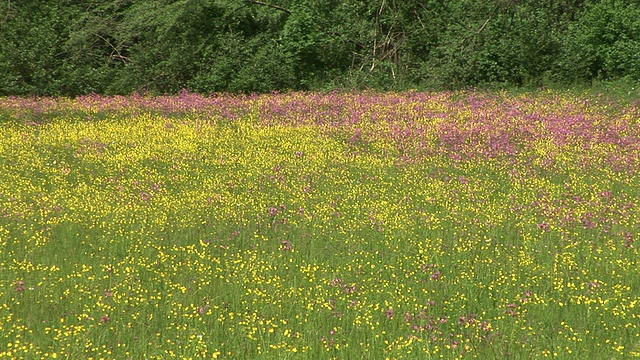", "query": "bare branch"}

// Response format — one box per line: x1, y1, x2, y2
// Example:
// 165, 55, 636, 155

245, 0, 291, 14
459, 15, 493, 46
95, 34, 130, 63
477, 16, 492, 34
